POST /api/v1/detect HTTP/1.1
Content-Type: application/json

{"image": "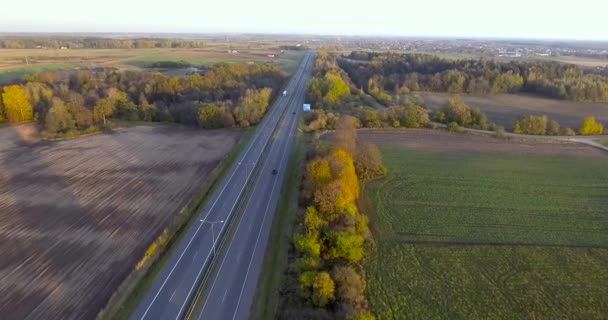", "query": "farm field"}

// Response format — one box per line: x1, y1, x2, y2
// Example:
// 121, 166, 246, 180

533, 55, 608, 67
359, 129, 608, 319
414, 92, 608, 130
0, 124, 242, 319
0, 47, 305, 82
